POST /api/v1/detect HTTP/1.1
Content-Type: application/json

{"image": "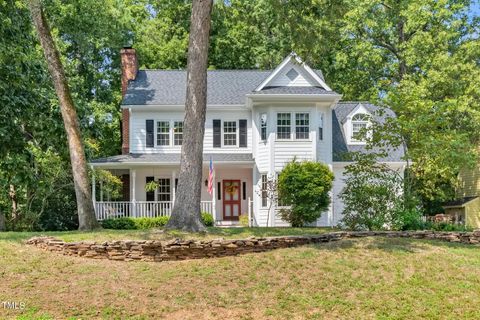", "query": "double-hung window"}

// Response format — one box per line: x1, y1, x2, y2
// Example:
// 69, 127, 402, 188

276, 113, 291, 139
173, 121, 183, 146
157, 121, 170, 146
277, 112, 311, 140
351, 113, 369, 142
223, 121, 237, 146
157, 178, 171, 201
295, 113, 309, 139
